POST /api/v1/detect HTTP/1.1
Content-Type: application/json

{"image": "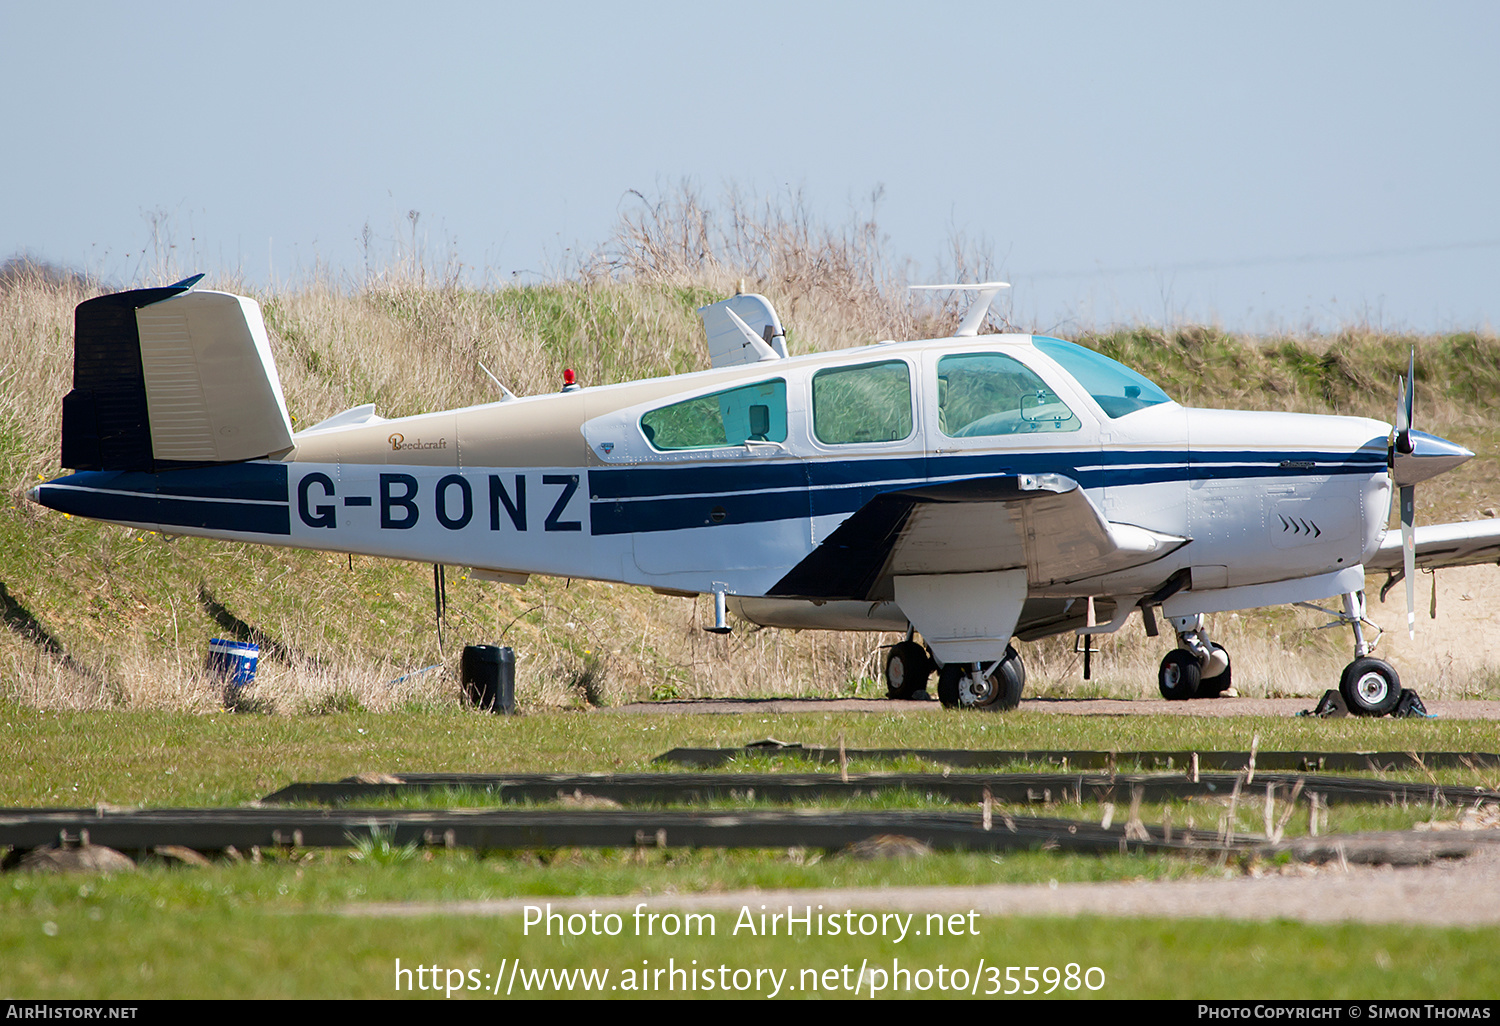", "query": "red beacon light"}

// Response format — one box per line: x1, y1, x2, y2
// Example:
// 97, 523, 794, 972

561, 368, 580, 392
